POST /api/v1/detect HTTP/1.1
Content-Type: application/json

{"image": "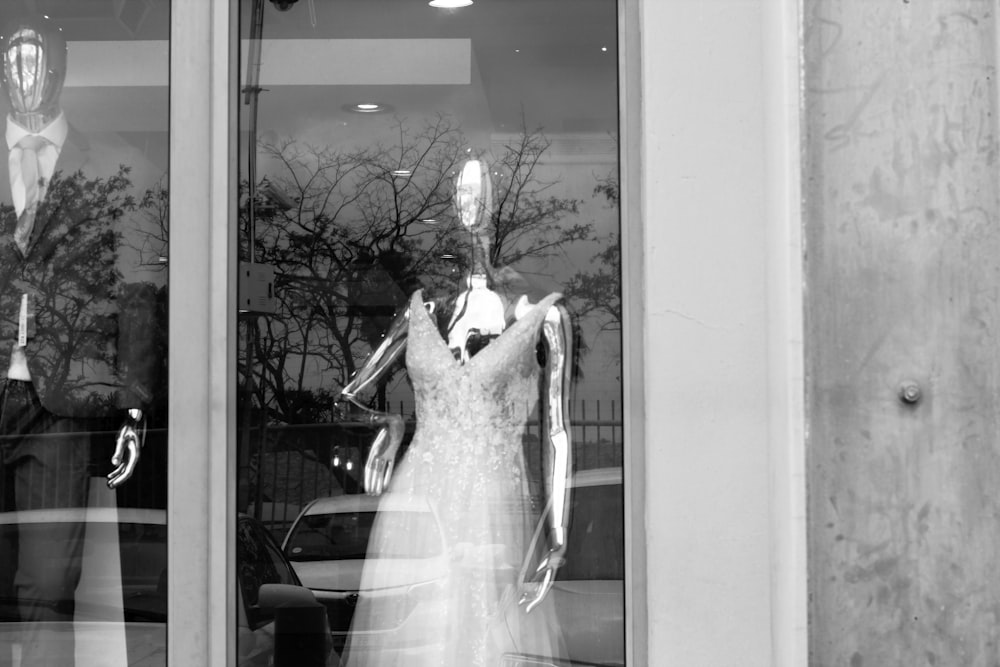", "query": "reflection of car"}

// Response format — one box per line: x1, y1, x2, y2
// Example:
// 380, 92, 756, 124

245, 501, 303, 542
496, 467, 625, 667
236, 512, 335, 666
281, 494, 448, 656
0, 509, 331, 666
